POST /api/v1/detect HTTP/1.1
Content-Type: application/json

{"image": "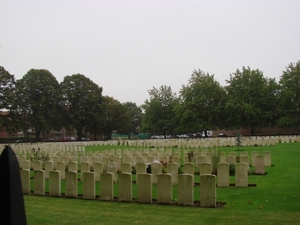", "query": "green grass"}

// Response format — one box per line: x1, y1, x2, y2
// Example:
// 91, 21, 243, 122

24, 142, 300, 225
